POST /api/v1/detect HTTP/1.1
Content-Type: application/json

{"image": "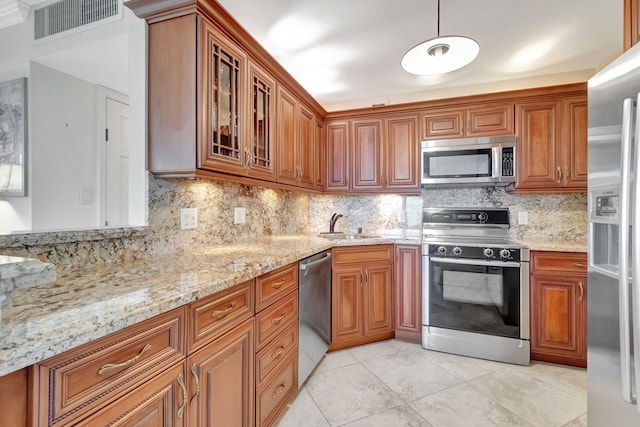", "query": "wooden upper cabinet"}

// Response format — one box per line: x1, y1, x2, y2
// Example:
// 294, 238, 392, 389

200, 19, 247, 175
276, 86, 314, 189
515, 91, 587, 193
625, 0, 640, 50
351, 118, 384, 190
247, 61, 276, 181
325, 121, 350, 191
385, 114, 420, 190
314, 119, 325, 190
421, 104, 514, 140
